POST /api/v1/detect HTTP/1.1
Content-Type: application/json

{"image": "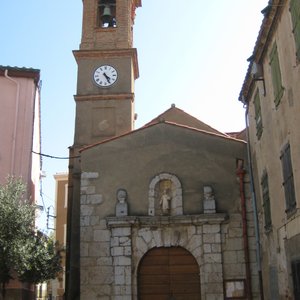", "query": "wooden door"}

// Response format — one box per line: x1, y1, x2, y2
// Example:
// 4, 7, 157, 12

138, 247, 201, 300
